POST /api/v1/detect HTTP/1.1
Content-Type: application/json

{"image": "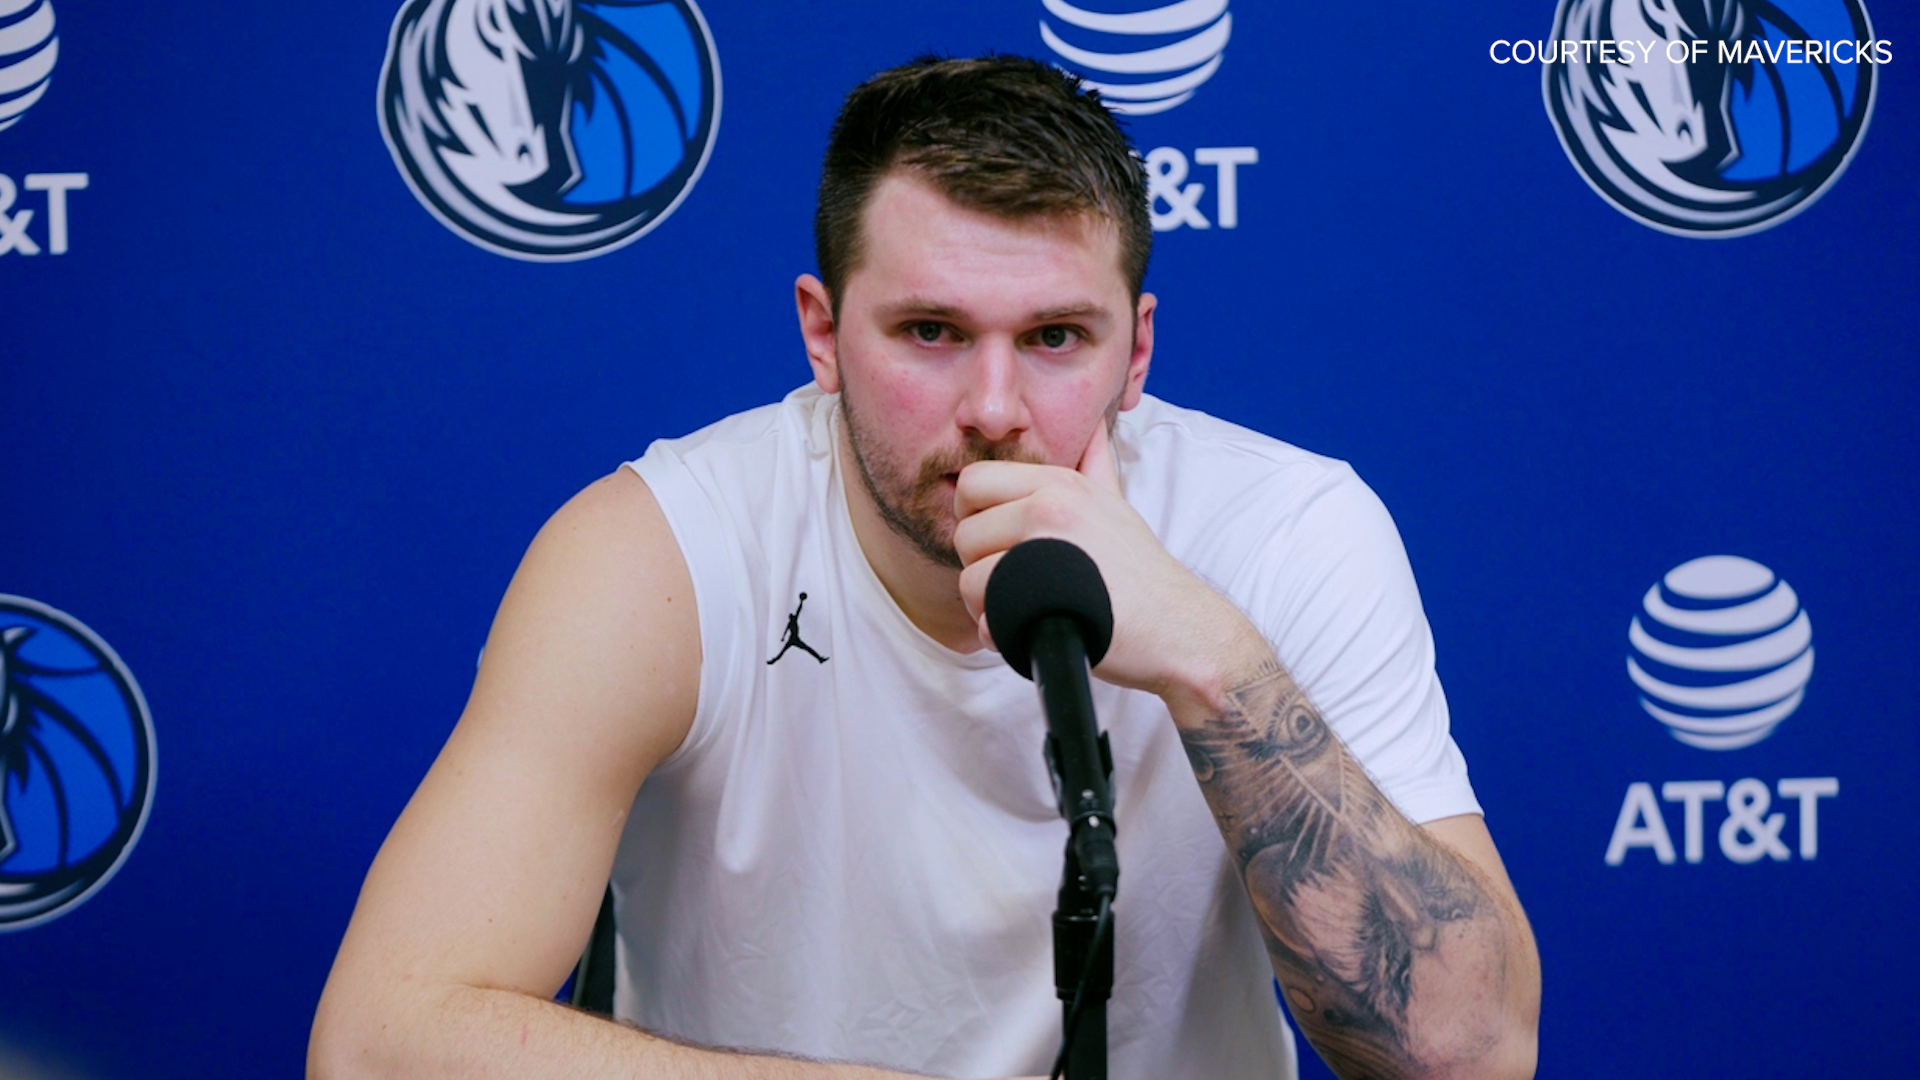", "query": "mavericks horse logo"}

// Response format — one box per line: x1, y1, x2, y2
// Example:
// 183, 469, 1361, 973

0, 597, 156, 931
378, 0, 721, 260
1545, 0, 1876, 236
